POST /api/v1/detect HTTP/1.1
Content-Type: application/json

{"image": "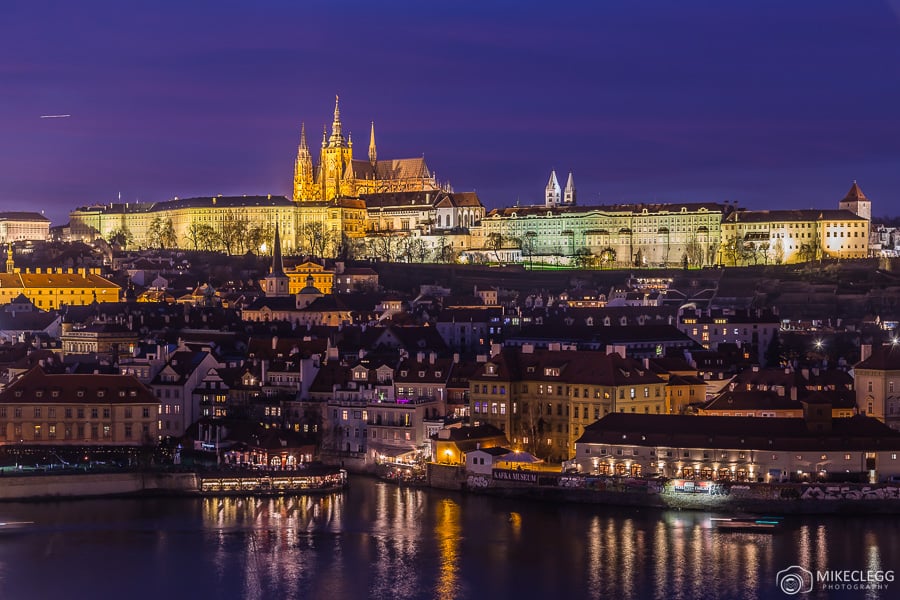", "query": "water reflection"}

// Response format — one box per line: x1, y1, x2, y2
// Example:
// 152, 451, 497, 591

0, 481, 899, 599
